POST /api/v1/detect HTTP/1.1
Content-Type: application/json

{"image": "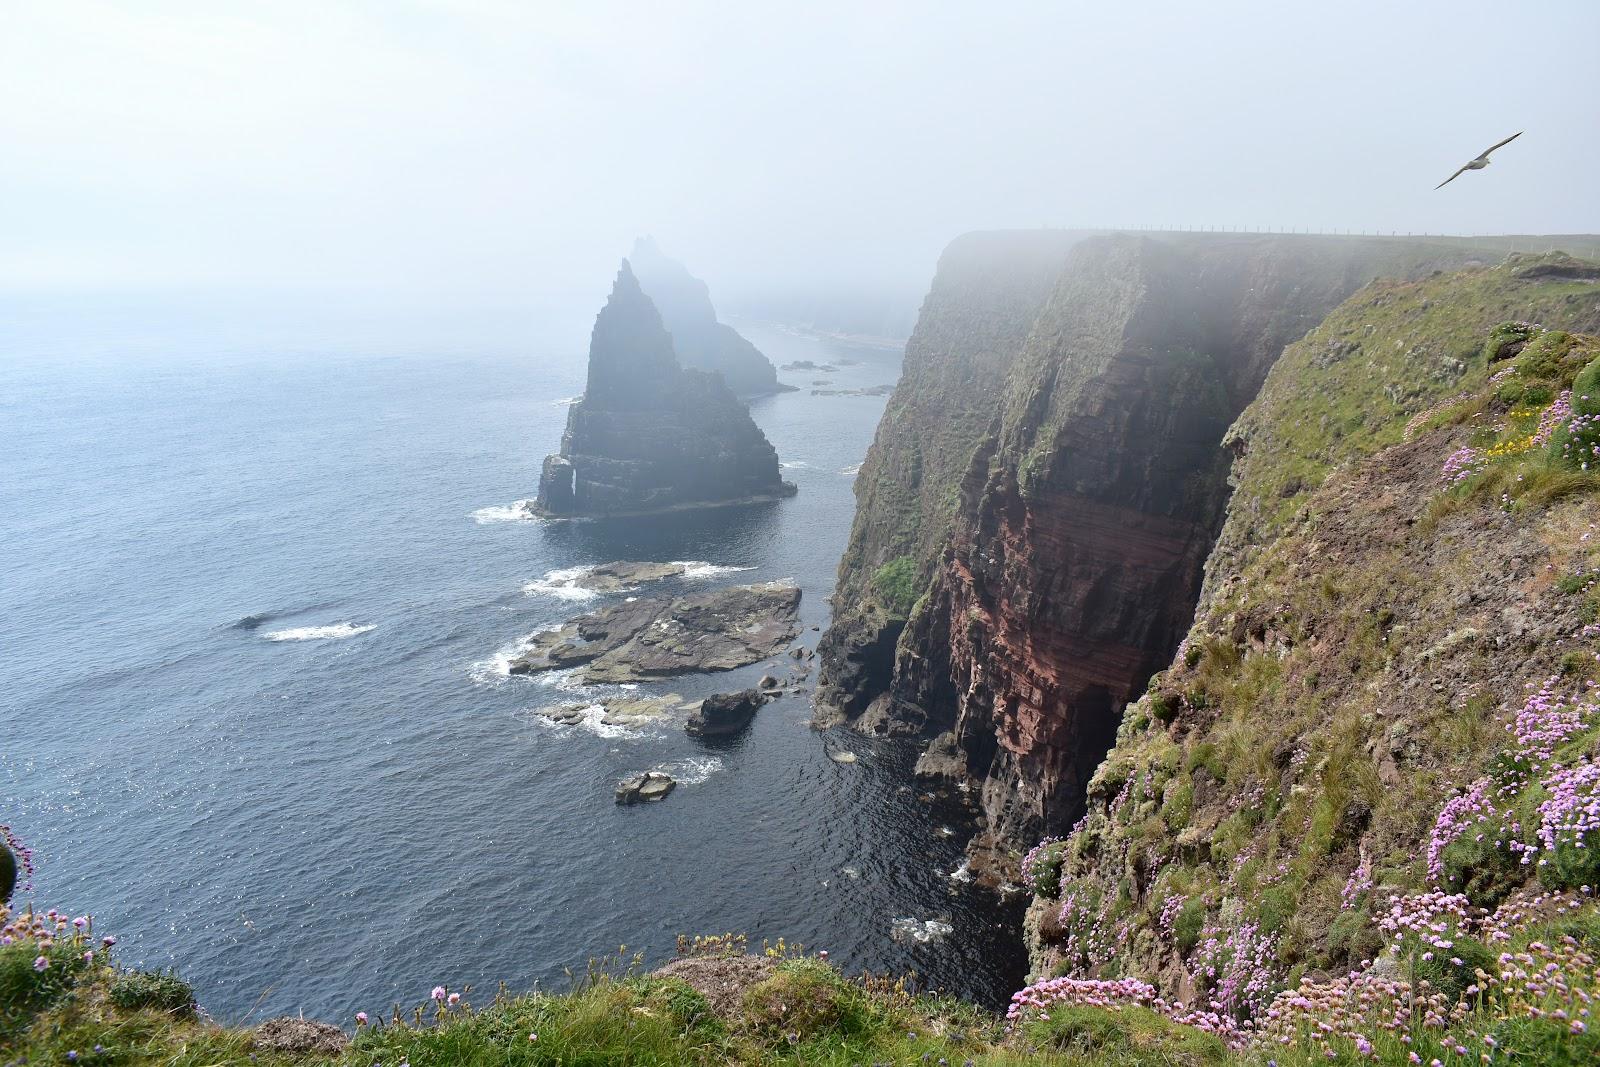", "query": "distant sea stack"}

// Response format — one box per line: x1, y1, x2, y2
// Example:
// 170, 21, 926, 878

534, 261, 796, 518
628, 237, 791, 397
